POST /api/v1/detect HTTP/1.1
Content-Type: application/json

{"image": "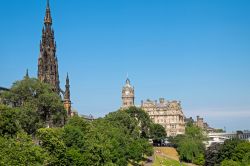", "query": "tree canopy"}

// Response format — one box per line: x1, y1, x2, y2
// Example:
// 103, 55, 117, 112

0, 77, 66, 131
171, 122, 206, 165
0, 80, 155, 165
